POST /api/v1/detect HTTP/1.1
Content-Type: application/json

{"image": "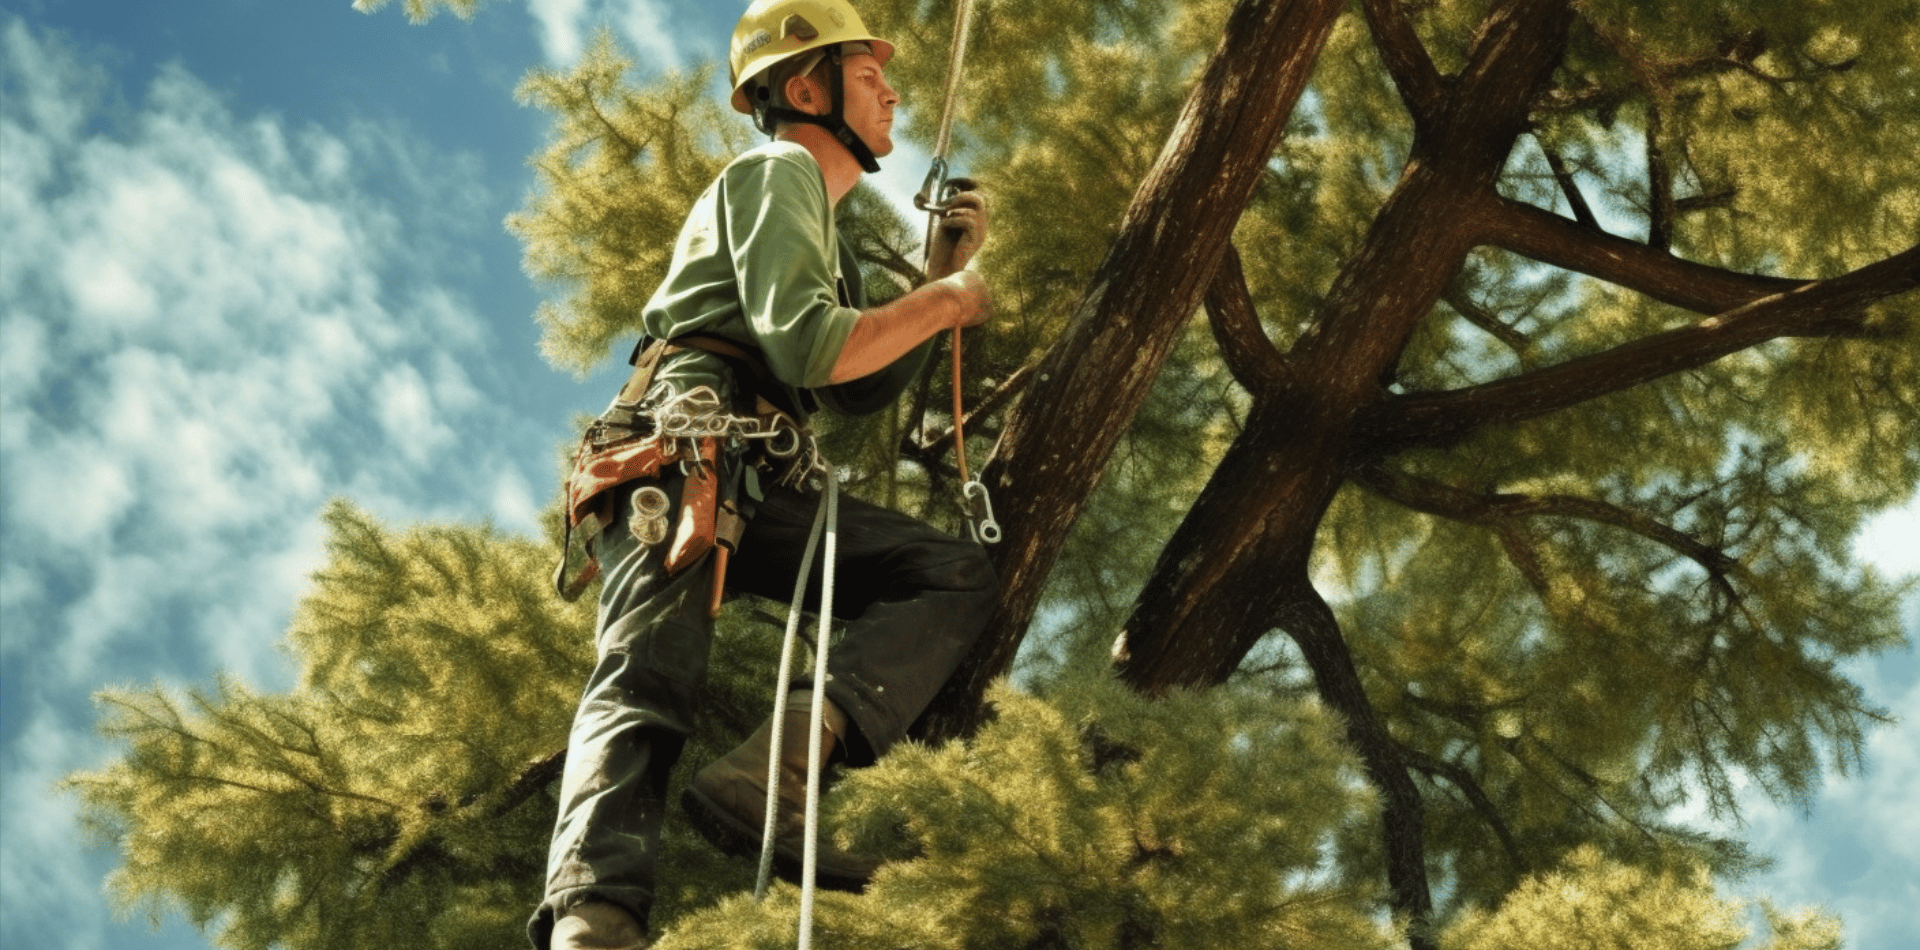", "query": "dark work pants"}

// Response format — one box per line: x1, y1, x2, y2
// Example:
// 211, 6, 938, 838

528, 469, 997, 946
